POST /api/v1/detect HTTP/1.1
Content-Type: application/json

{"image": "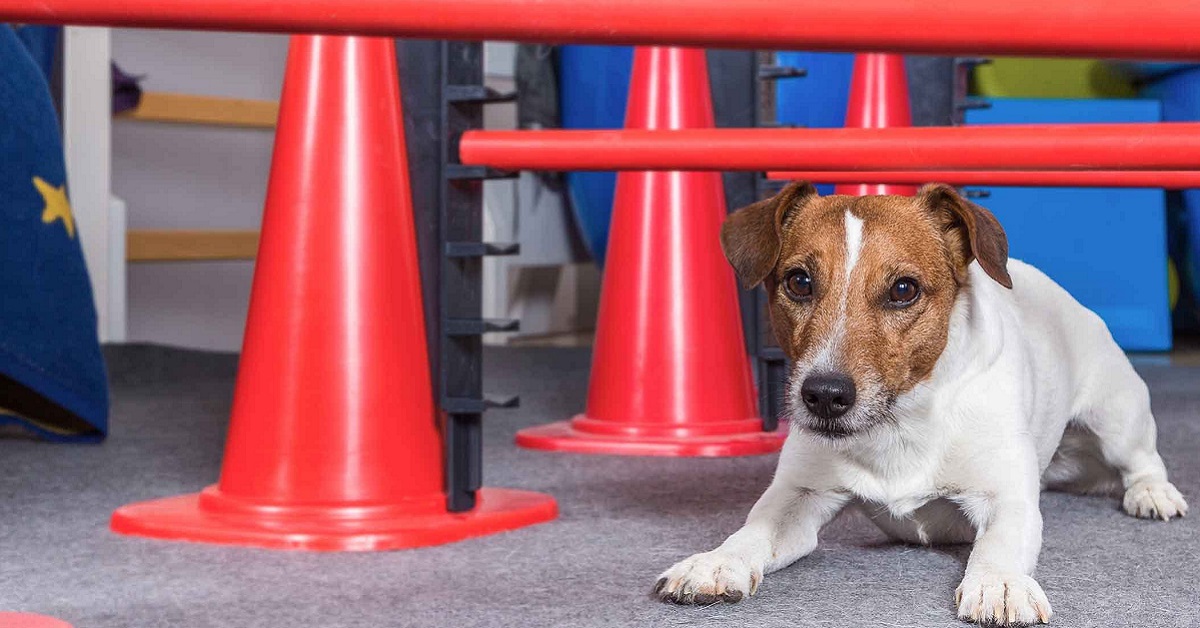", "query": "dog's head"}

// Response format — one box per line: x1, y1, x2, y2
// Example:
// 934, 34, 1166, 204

722, 181, 1011, 440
